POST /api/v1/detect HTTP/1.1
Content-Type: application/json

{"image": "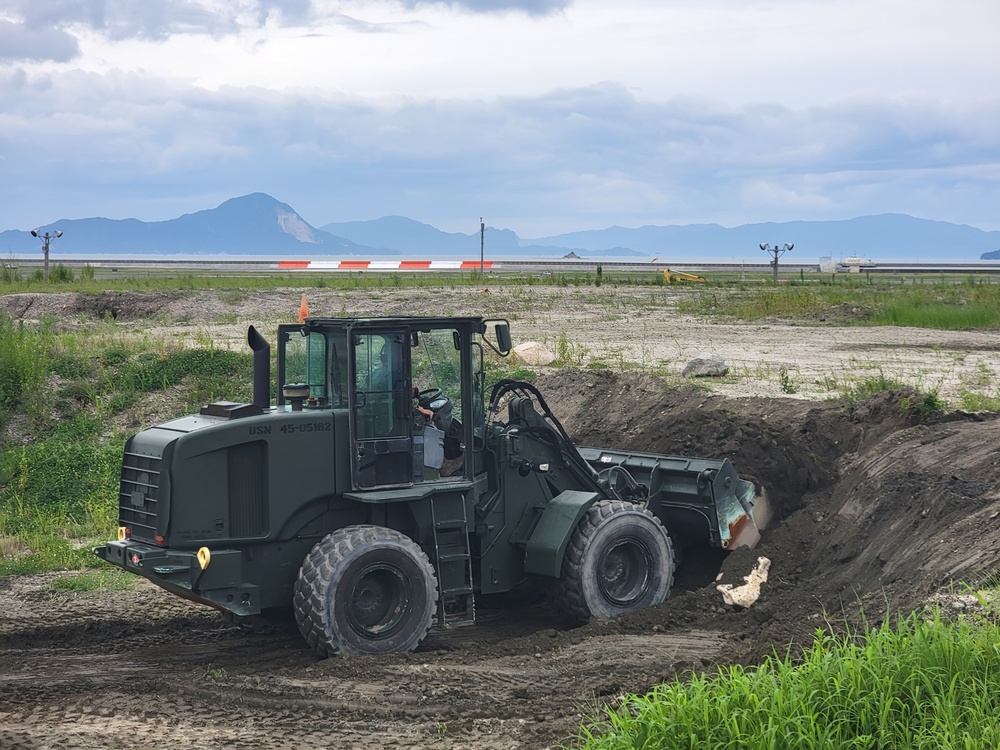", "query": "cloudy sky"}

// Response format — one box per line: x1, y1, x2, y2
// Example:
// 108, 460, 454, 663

1, 0, 997, 238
